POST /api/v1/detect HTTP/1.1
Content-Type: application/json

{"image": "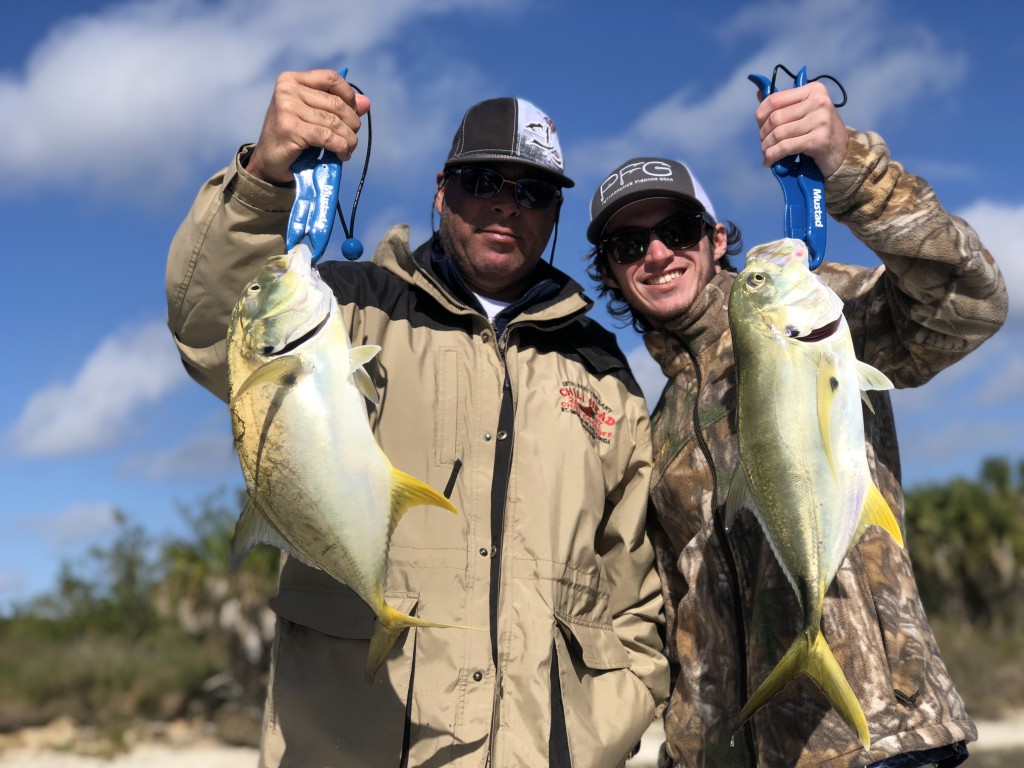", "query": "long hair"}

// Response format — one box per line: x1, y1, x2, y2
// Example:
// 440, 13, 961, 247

584, 221, 744, 334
